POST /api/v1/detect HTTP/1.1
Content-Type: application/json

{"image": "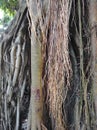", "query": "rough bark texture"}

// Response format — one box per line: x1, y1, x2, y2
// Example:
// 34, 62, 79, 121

0, 0, 97, 130
89, 0, 97, 121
